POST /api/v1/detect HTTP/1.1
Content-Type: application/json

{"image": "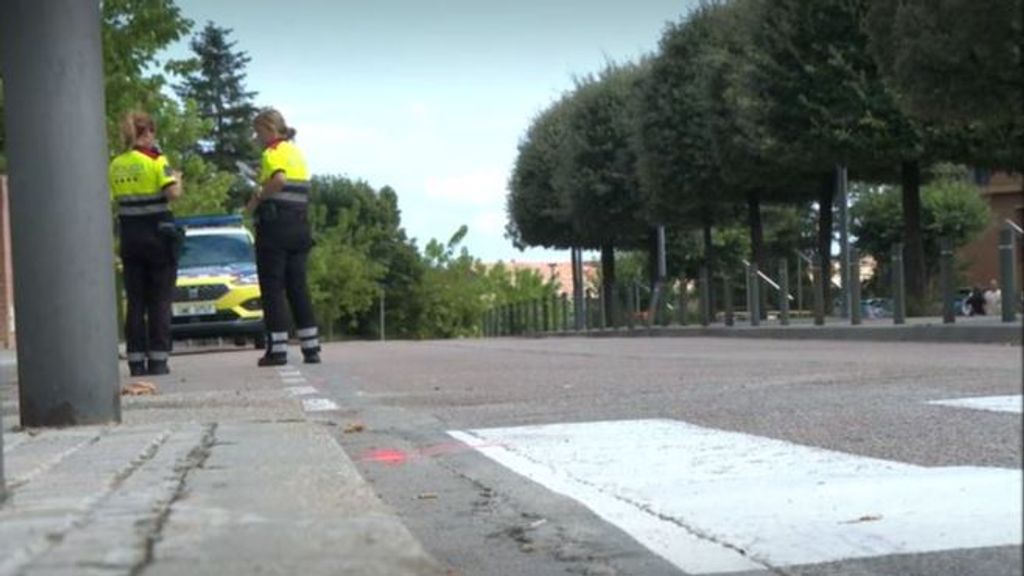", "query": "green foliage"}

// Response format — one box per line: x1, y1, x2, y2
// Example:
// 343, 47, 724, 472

749, 0, 921, 177
101, 0, 192, 151
506, 96, 575, 250
558, 63, 649, 248
157, 99, 234, 216
174, 22, 259, 178
852, 175, 990, 278
866, 0, 1023, 171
